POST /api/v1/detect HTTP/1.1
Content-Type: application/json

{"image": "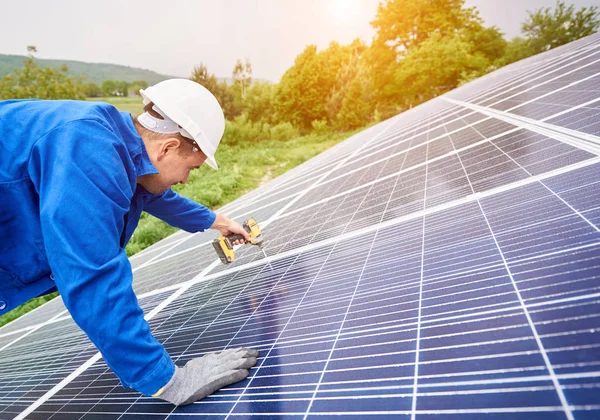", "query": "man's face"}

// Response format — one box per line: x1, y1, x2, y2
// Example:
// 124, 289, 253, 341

140, 138, 207, 194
